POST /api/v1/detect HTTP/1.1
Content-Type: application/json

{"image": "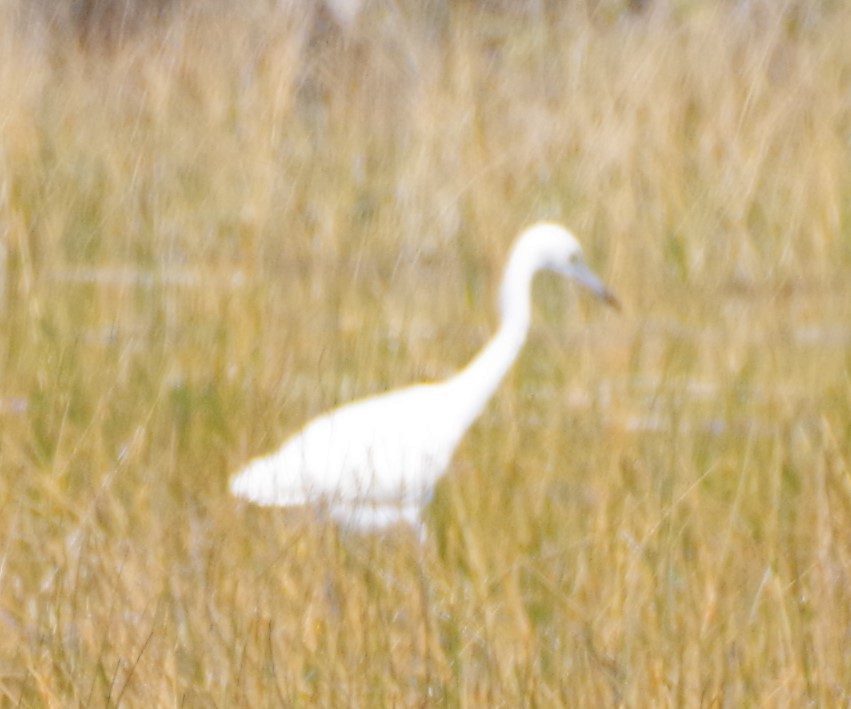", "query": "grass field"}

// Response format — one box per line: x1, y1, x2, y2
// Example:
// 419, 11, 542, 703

1, 0, 850, 704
